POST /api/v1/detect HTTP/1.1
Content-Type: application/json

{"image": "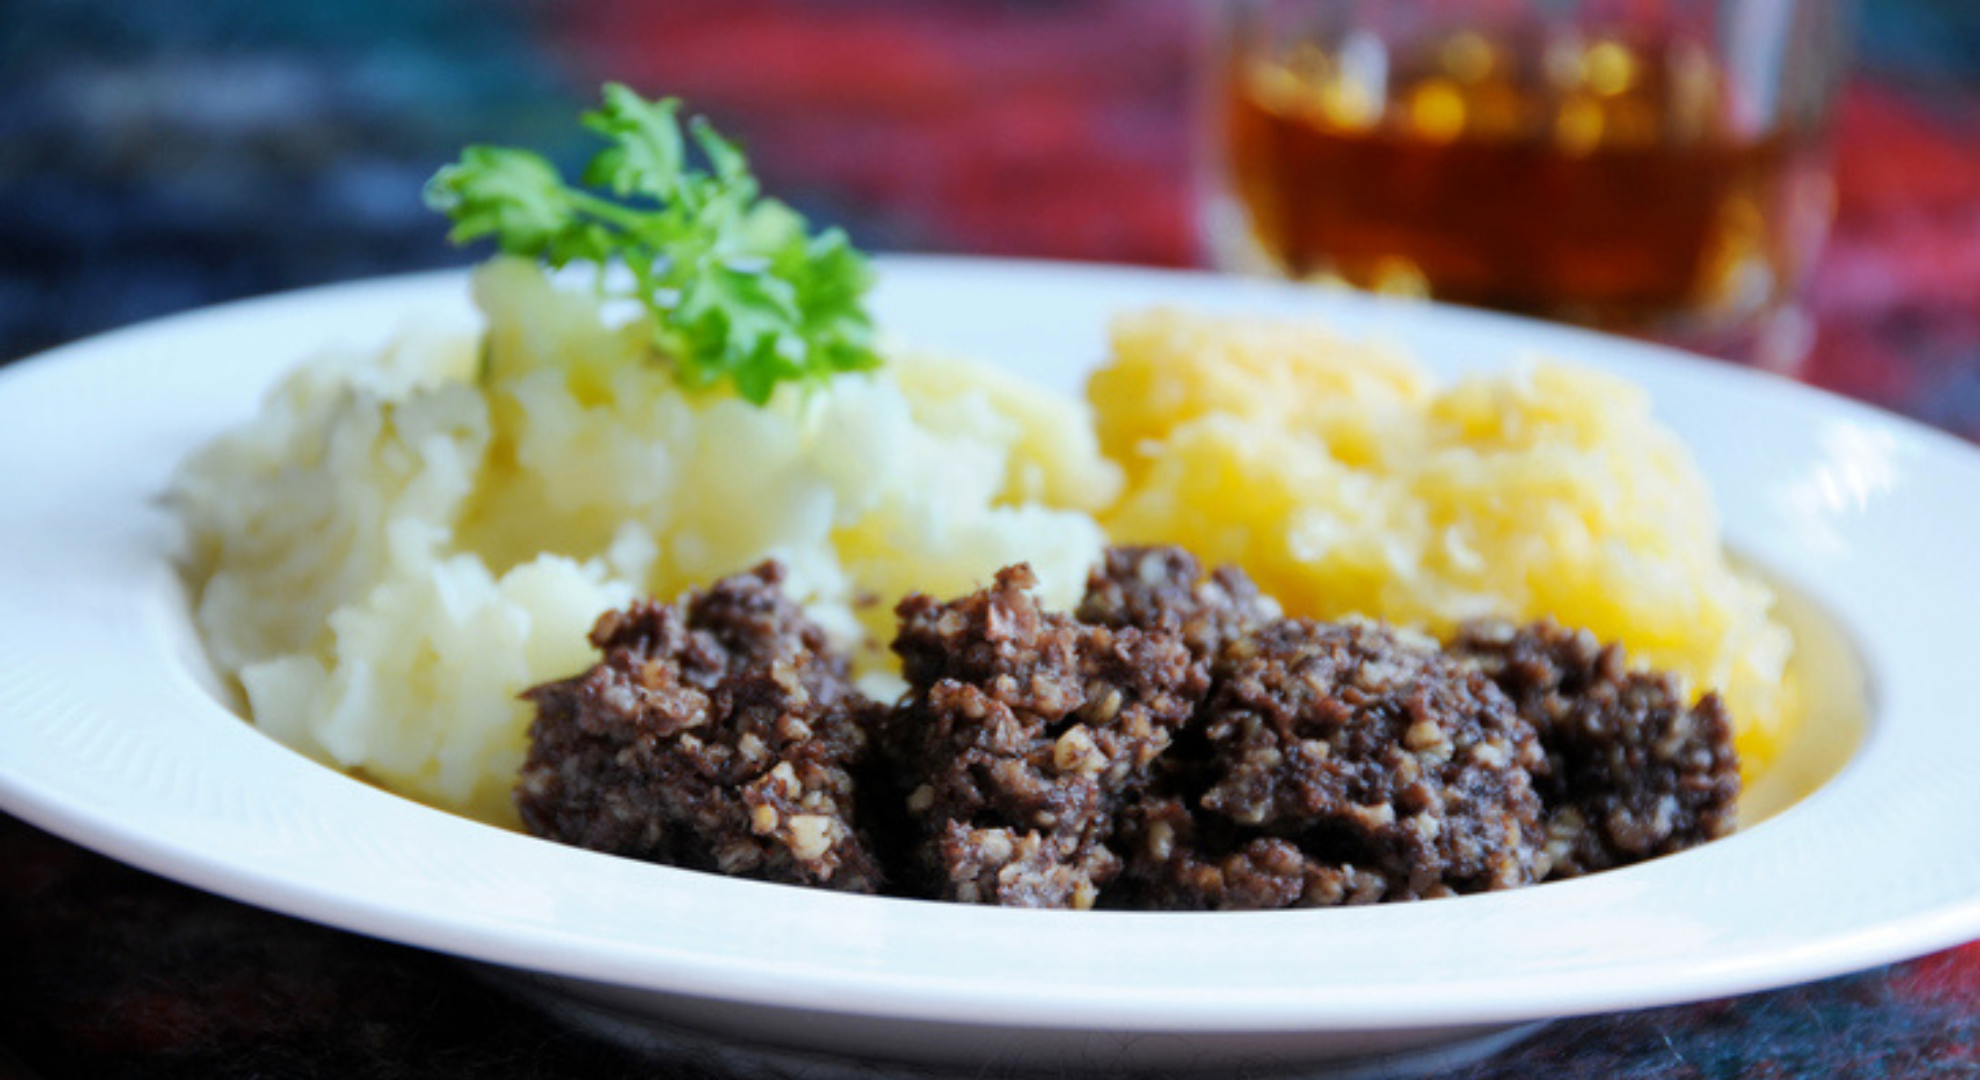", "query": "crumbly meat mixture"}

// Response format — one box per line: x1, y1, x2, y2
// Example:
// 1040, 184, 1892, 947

517, 547, 1741, 908
1118, 620, 1547, 907
1448, 619, 1740, 877
1114, 796, 1393, 909
516, 562, 885, 892
887, 564, 1209, 907
1076, 545, 1280, 660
